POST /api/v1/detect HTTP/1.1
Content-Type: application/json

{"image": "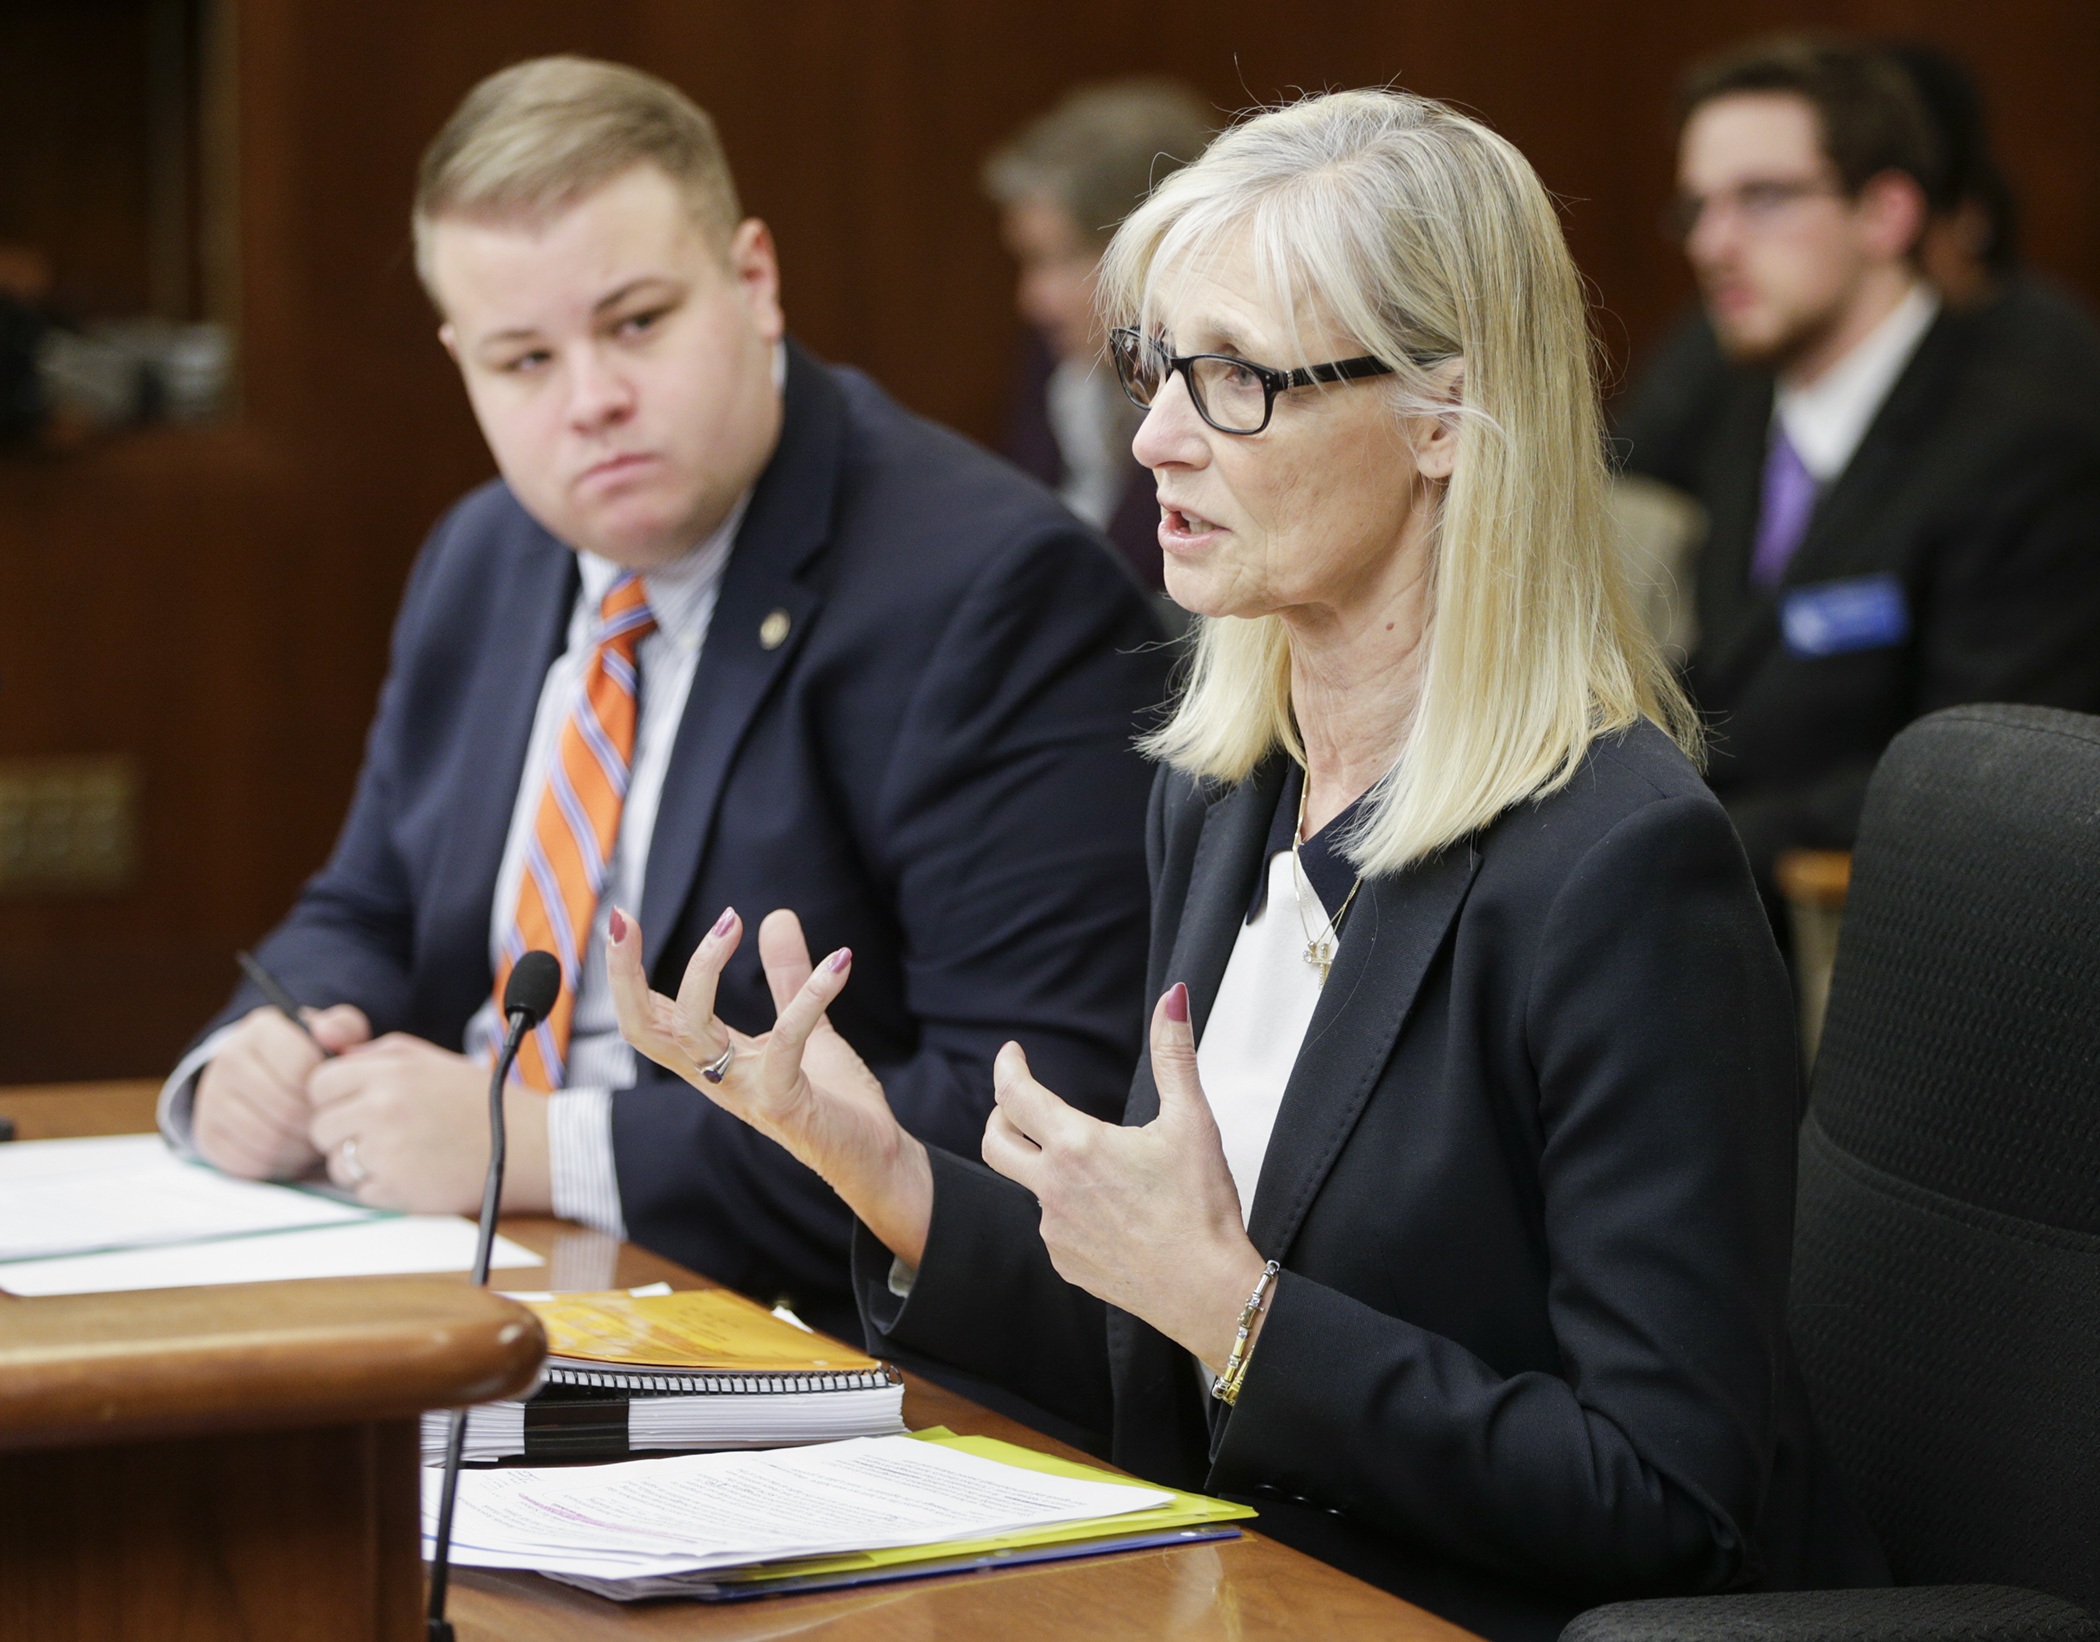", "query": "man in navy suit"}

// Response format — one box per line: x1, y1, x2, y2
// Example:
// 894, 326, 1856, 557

159, 57, 1165, 1332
